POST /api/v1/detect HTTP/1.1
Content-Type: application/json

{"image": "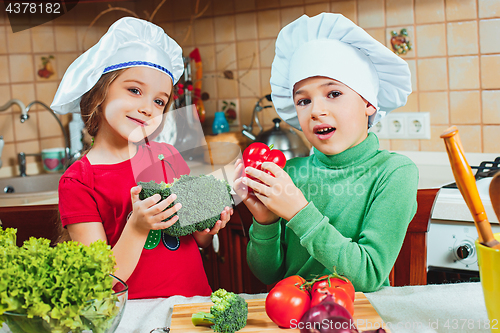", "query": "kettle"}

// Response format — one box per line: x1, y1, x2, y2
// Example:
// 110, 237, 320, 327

242, 94, 310, 159
255, 118, 310, 160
